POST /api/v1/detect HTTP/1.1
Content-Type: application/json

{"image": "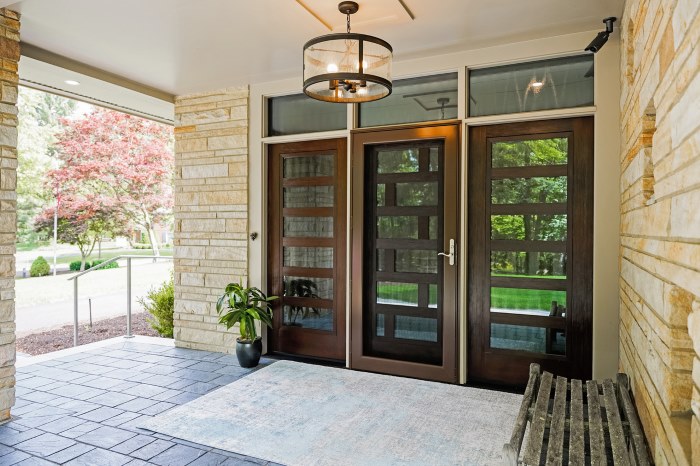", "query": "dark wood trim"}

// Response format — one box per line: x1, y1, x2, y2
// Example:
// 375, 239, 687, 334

351, 123, 460, 383
268, 138, 347, 361
468, 117, 594, 386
